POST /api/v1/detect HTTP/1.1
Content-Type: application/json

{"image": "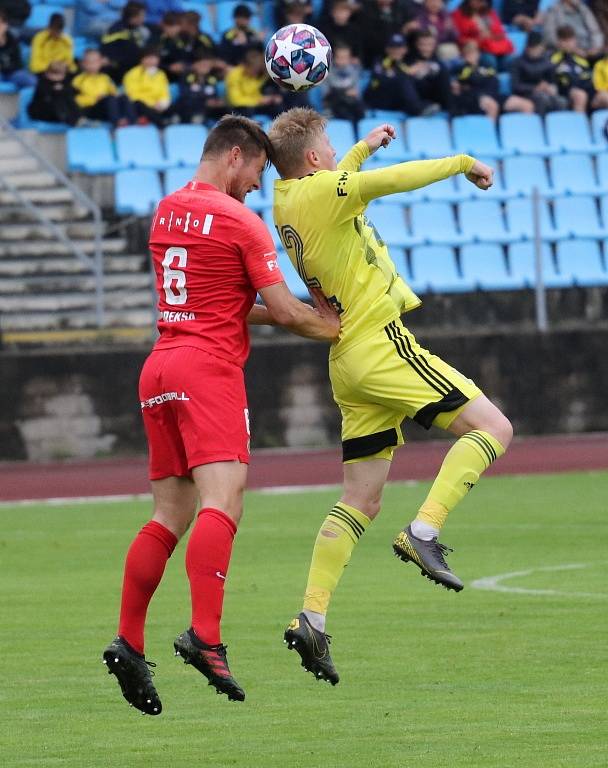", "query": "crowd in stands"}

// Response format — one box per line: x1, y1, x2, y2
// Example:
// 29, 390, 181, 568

0, 0, 608, 129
